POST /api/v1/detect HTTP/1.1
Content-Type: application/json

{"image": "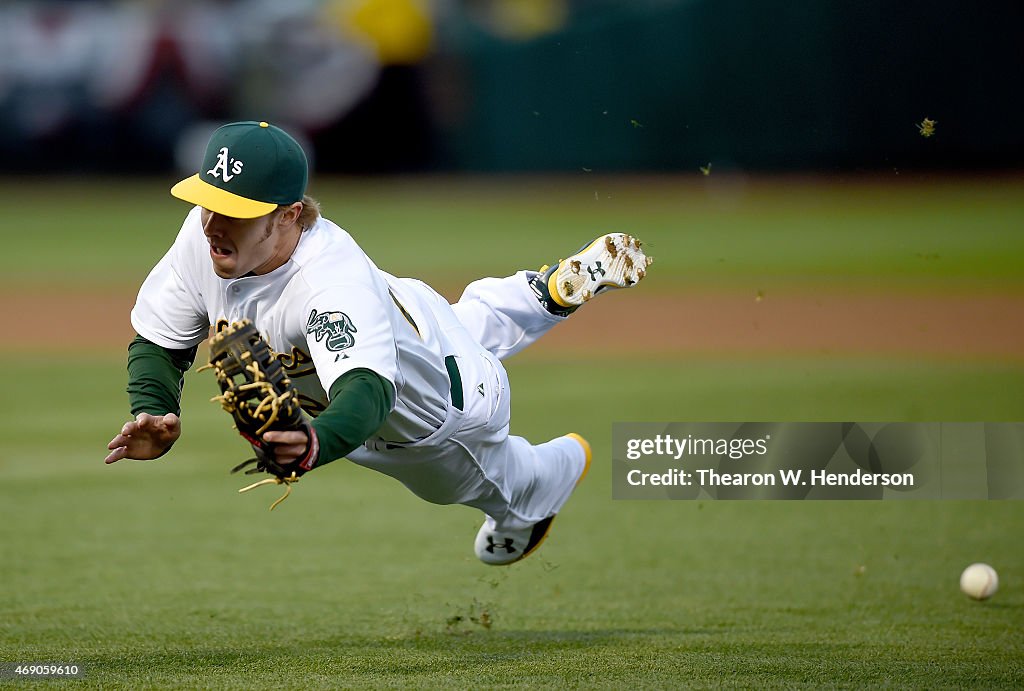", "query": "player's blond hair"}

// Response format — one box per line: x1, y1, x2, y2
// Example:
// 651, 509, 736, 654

298, 195, 321, 230
279, 195, 321, 231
